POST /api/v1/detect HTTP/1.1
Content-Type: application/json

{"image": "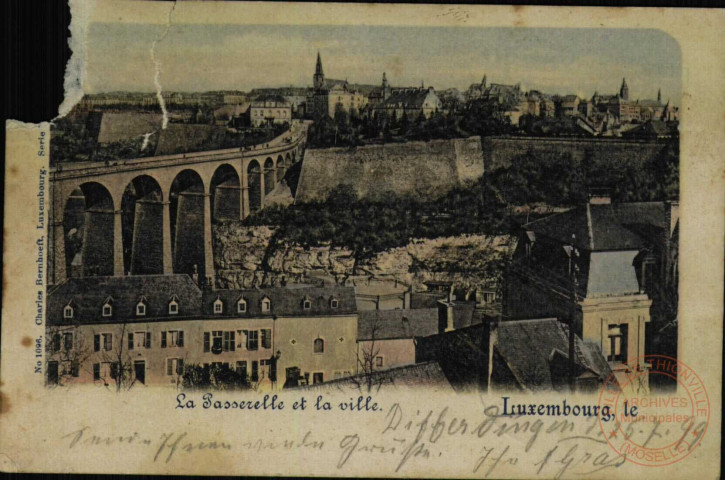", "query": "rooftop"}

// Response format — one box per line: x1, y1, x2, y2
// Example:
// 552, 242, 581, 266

48, 275, 357, 325
495, 318, 613, 391
296, 361, 453, 393
524, 201, 668, 252
357, 308, 439, 340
